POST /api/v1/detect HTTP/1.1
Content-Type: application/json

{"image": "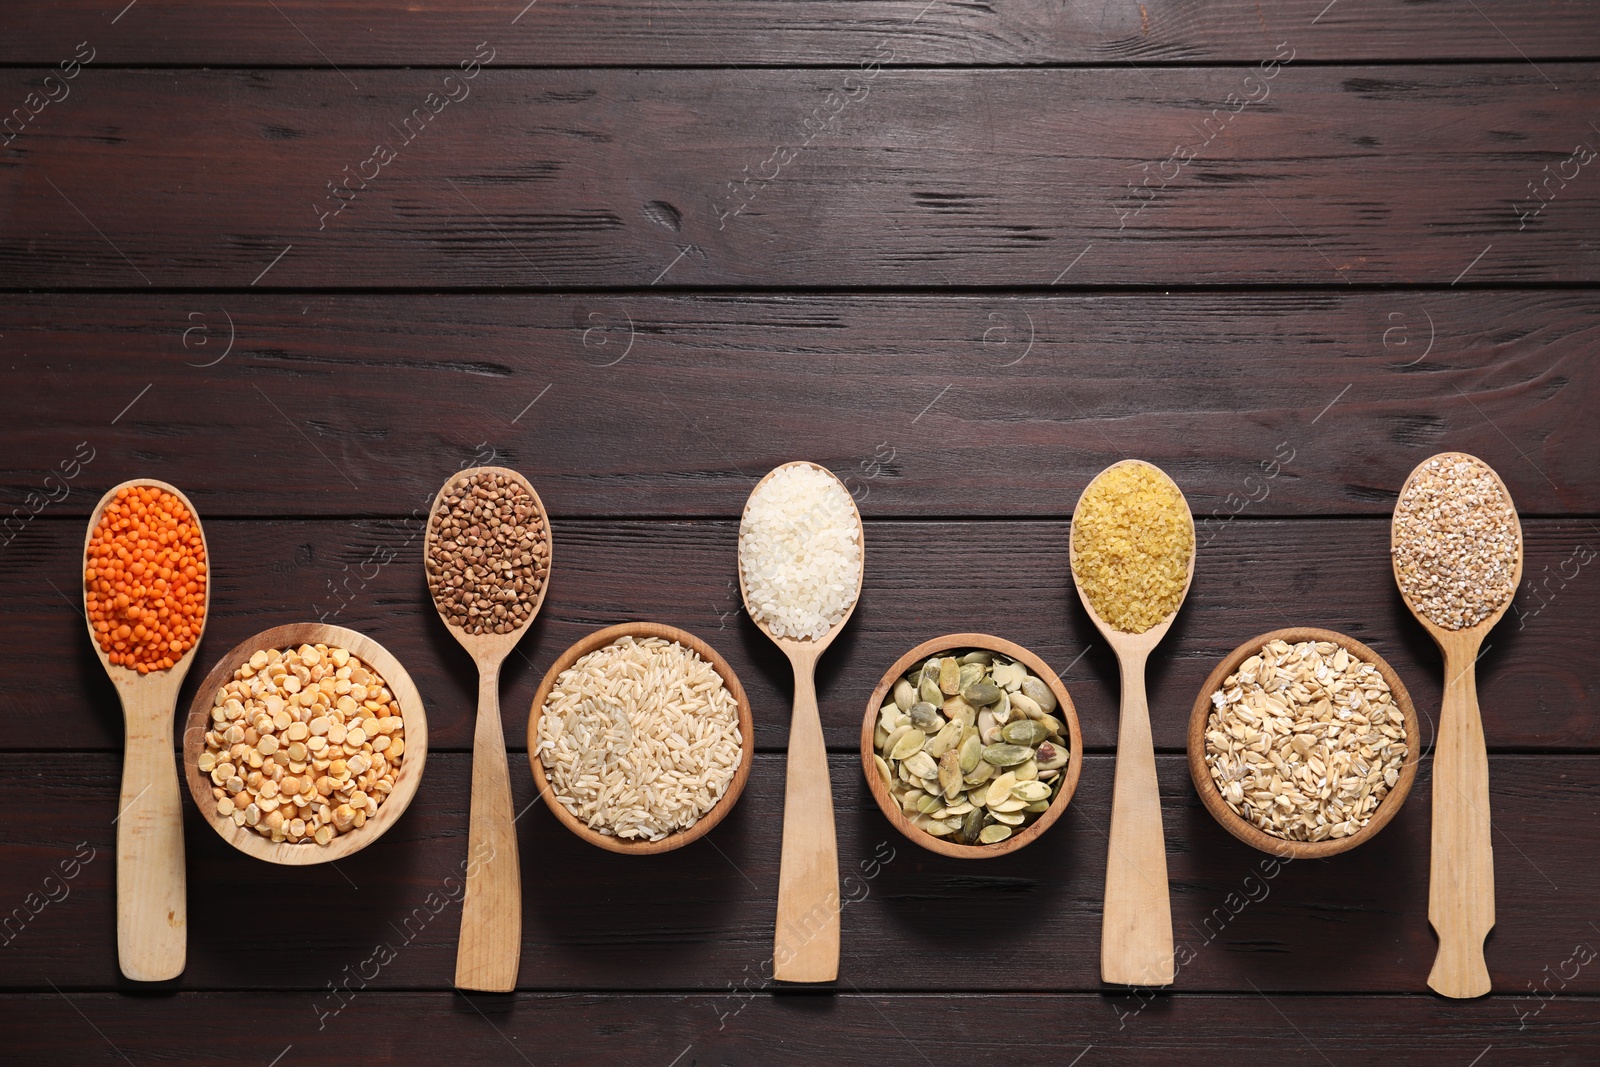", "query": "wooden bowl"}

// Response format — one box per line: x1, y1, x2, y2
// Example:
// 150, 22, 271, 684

1187, 627, 1420, 859
182, 623, 429, 865
860, 634, 1085, 859
526, 622, 755, 855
